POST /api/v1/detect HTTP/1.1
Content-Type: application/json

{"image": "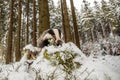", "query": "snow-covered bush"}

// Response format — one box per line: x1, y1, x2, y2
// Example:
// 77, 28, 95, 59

0, 42, 120, 80
31, 42, 86, 80
43, 45, 82, 74
82, 34, 120, 57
